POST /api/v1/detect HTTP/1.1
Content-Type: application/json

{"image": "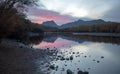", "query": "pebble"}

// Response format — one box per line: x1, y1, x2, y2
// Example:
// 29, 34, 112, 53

60, 57, 65, 61
77, 52, 79, 54
73, 52, 75, 54
66, 58, 69, 60
70, 56, 73, 60
67, 69, 73, 74
84, 56, 87, 58
97, 61, 100, 63
78, 70, 83, 74
78, 70, 89, 74
49, 65, 55, 70
101, 56, 104, 58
